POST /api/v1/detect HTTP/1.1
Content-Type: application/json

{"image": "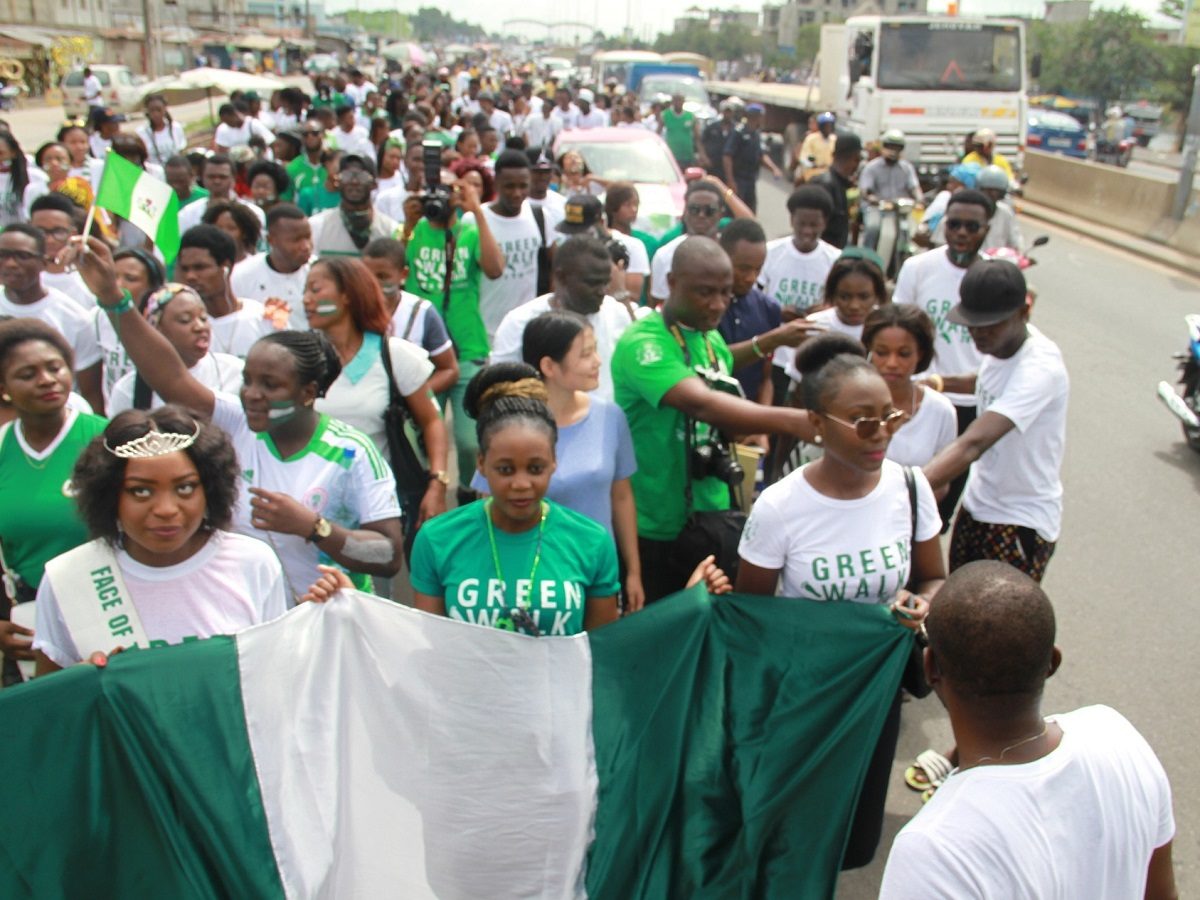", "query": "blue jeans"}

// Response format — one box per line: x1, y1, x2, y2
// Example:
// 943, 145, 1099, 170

439, 357, 483, 491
